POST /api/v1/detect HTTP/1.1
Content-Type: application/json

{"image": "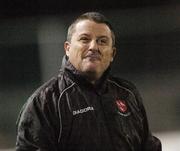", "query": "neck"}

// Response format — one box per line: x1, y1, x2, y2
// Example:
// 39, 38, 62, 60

82, 71, 102, 84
